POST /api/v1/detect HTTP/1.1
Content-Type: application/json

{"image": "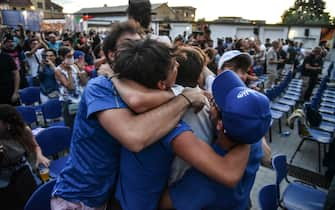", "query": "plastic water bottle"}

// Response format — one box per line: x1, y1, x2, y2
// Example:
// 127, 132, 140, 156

280, 131, 291, 137
36, 110, 45, 127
